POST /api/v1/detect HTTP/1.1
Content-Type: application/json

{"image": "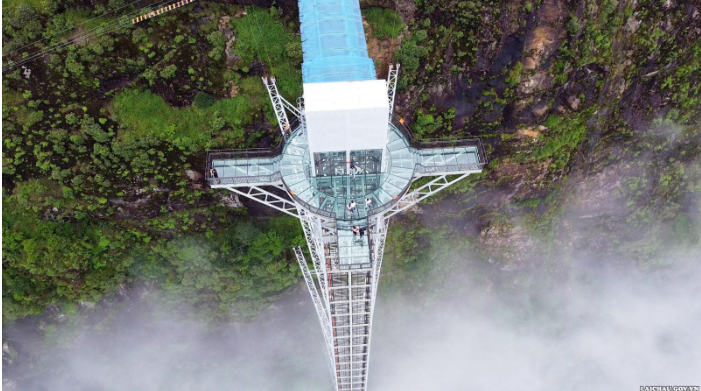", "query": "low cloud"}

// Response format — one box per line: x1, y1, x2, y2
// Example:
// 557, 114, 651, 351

5, 250, 700, 391
370, 253, 701, 391
4, 286, 330, 391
